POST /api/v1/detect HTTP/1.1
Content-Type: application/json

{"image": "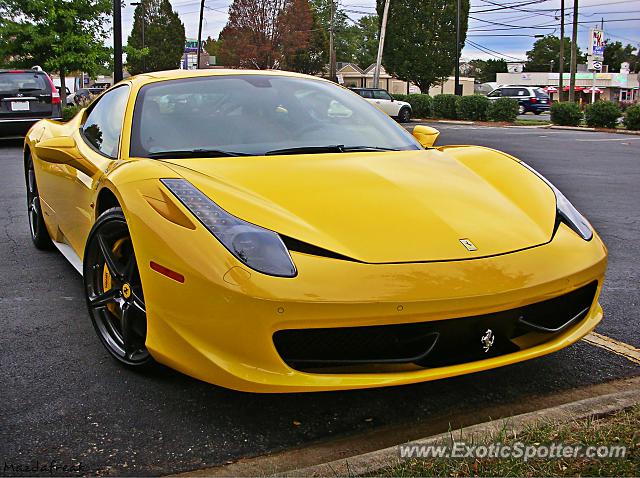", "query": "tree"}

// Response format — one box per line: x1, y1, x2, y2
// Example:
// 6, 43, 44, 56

377, 0, 470, 93
0, 0, 111, 104
280, 0, 328, 75
204, 36, 221, 65
219, 0, 287, 69
603, 40, 637, 73
126, 0, 186, 74
525, 35, 583, 72
465, 58, 507, 83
